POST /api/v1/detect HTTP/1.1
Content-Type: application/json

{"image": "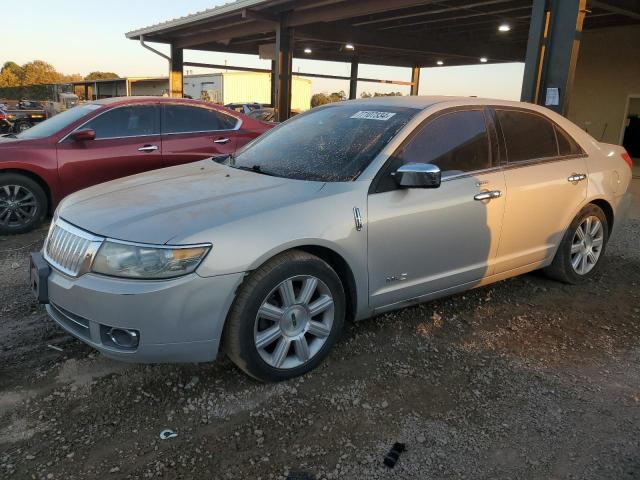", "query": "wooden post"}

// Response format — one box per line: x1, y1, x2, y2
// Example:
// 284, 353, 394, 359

170, 44, 184, 98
